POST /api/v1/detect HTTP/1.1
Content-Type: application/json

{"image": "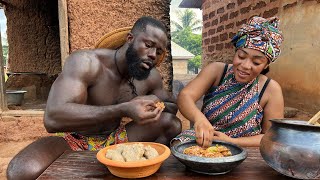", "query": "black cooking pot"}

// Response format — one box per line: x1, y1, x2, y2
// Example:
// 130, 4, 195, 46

260, 119, 320, 179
